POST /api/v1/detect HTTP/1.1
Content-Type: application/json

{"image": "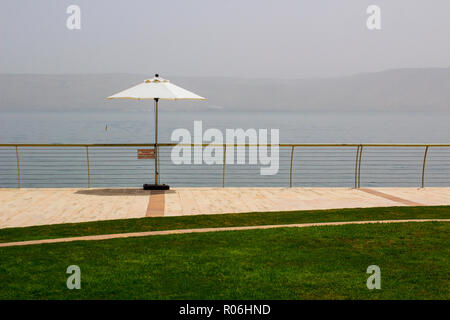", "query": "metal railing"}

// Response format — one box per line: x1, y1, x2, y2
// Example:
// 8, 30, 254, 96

0, 143, 449, 188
